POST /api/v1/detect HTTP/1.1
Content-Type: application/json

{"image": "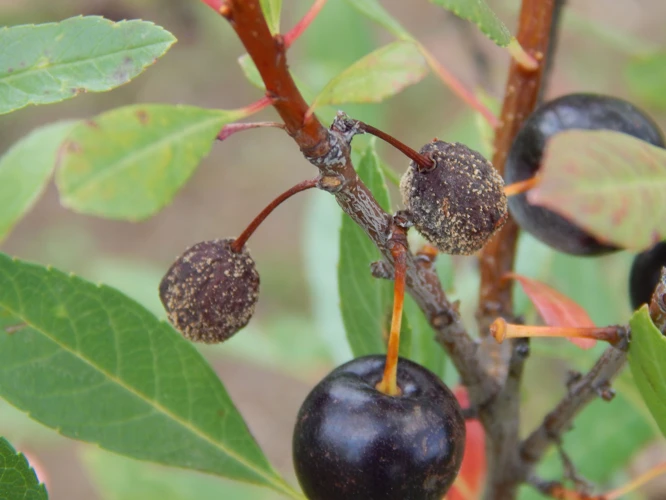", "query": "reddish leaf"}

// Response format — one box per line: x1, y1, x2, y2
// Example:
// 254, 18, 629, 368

527, 129, 666, 252
447, 388, 486, 500
507, 272, 596, 349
